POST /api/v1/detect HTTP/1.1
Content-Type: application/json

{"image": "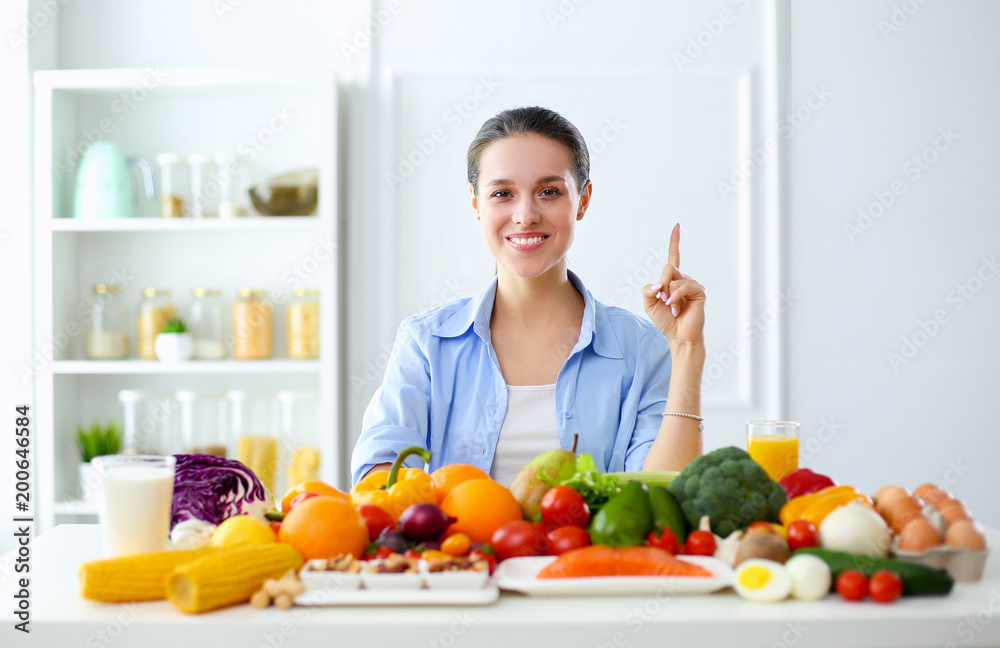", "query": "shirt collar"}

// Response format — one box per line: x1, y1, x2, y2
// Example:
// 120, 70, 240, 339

428, 270, 624, 360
